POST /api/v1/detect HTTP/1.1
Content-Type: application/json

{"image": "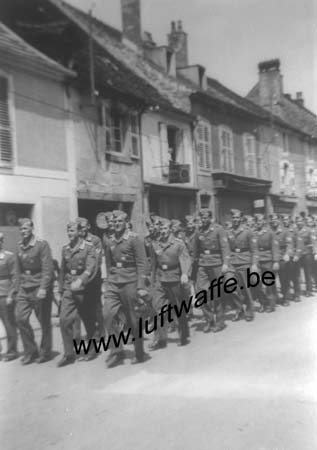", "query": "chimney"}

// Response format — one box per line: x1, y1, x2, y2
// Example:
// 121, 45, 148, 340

258, 59, 283, 108
121, 0, 141, 45
295, 91, 304, 107
167, 20, 188, 68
